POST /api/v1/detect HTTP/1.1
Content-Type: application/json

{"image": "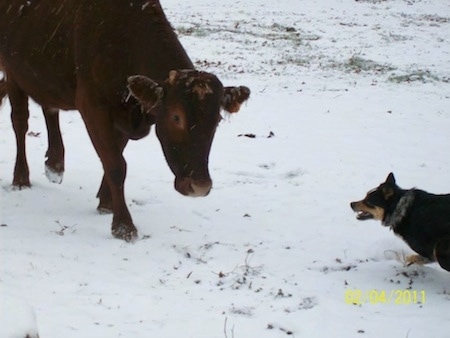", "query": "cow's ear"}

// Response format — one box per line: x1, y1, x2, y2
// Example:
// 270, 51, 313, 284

127, 75, 164, 112
221, 86, 250, 113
